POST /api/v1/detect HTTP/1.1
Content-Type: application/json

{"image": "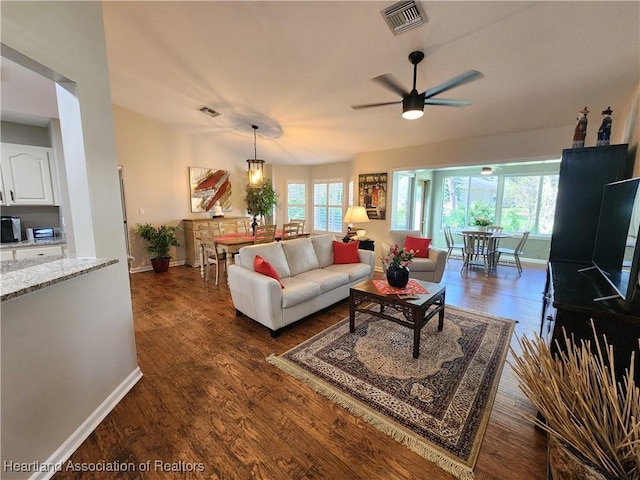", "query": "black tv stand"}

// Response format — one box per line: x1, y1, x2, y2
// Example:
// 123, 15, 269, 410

542, 262, 640, 383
